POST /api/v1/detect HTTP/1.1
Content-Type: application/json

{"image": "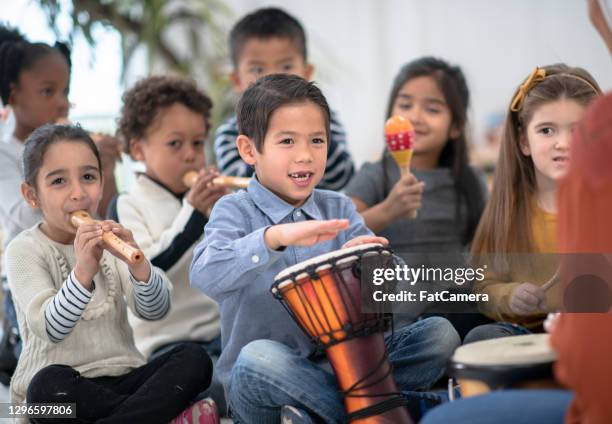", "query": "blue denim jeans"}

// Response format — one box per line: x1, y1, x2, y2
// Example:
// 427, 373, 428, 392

228, 316, 460, 424
421, 389, 572, 424
463, 322, 532, 345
